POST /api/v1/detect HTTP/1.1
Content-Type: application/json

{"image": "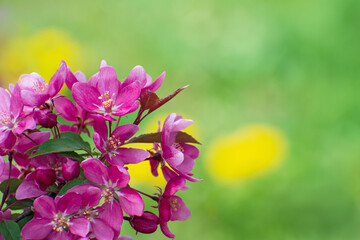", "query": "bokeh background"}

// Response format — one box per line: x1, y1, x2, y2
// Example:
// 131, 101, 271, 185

1, 0, 360, 239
